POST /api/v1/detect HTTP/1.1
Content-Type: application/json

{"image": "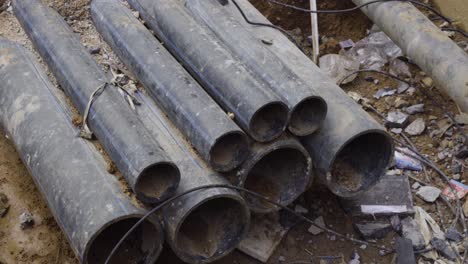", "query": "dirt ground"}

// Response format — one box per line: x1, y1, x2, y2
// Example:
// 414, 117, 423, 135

0, 0, 466, 263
